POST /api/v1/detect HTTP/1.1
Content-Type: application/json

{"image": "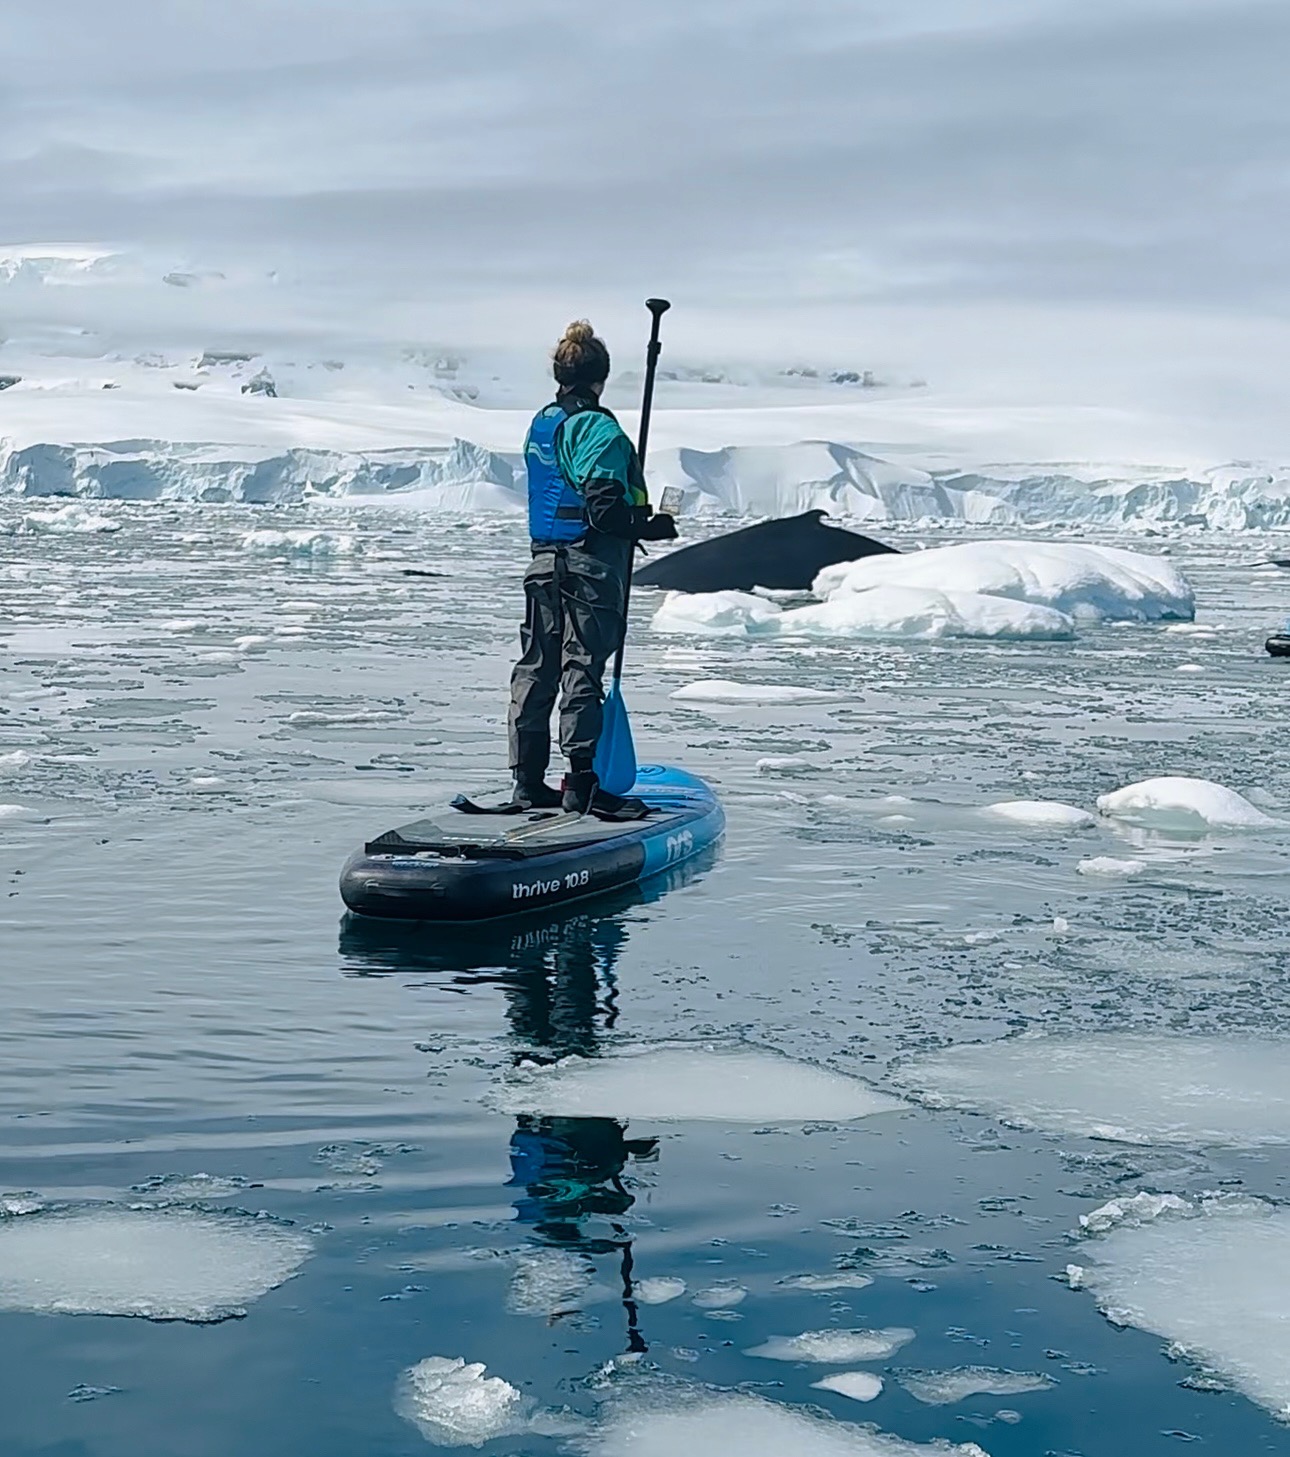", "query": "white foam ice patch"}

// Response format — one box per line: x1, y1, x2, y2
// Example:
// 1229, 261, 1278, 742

1097, 776, 1280, 830
670, 679, 835, 704
241, 528, 357, 556
285, 709, 401, 728
396, 1357, 527, 1448
811, 1372, 884, 1402
487, 1042, 906, 1124
765, 586, 1075, 642
651, 590, 783, 636
635, 1277, 686, 1305
981, 799, 1095, 829
582, 1386, 987, 1457
894, 1368, 1055, 1405
814, 540, 1194, 623
900, 1033, 1290, 1146
779, 1272, 875, 1292
747, 1328, 916, 1362
0, 1206, 312, 1321
1074, 1194, 1290, 1420
1077, 855, 1148, 878
22, 503, 120, 534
